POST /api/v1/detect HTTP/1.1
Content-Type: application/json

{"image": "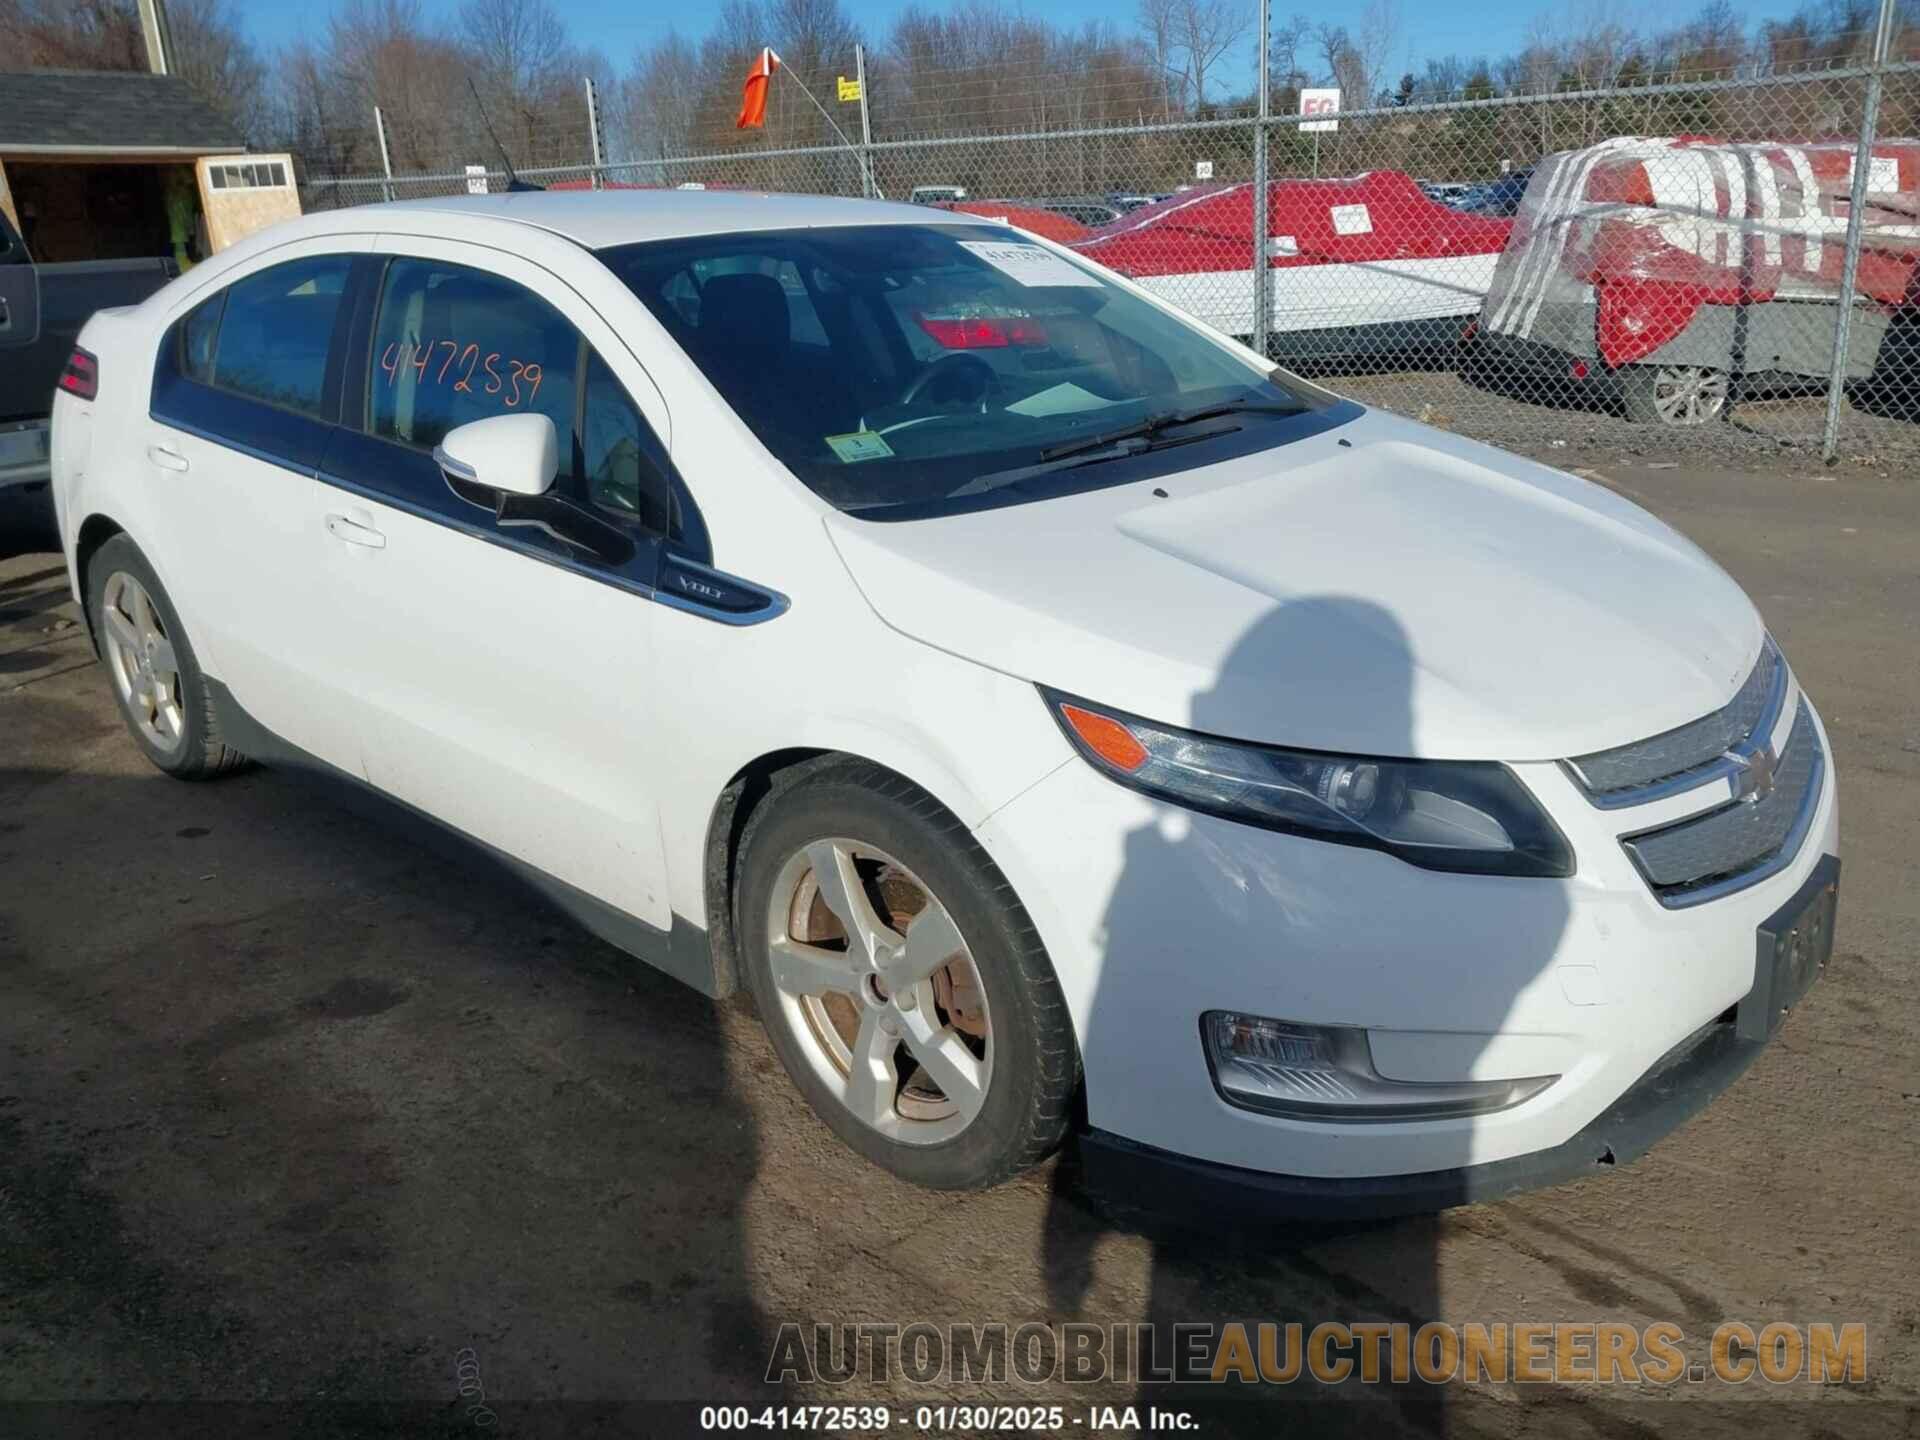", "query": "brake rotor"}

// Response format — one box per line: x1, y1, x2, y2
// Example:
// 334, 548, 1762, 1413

786, 854, 989, 1119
